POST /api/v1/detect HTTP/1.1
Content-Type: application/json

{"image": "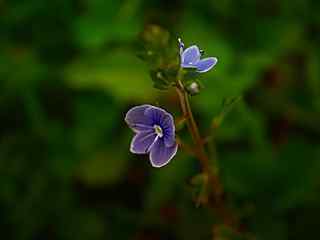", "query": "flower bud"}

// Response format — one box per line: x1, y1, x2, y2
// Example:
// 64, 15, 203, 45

186, 82, 201, 95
